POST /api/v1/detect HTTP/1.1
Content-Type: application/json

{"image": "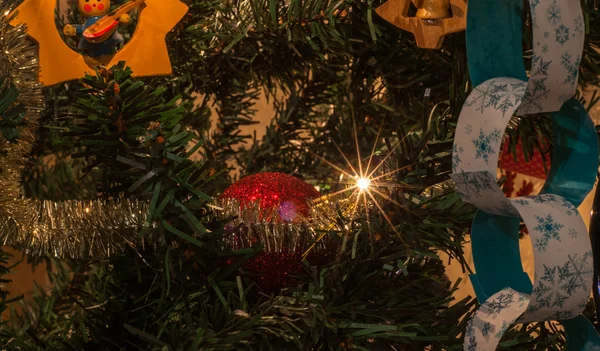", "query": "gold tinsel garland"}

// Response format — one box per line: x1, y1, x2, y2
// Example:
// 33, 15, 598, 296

0, 8, 148, 258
